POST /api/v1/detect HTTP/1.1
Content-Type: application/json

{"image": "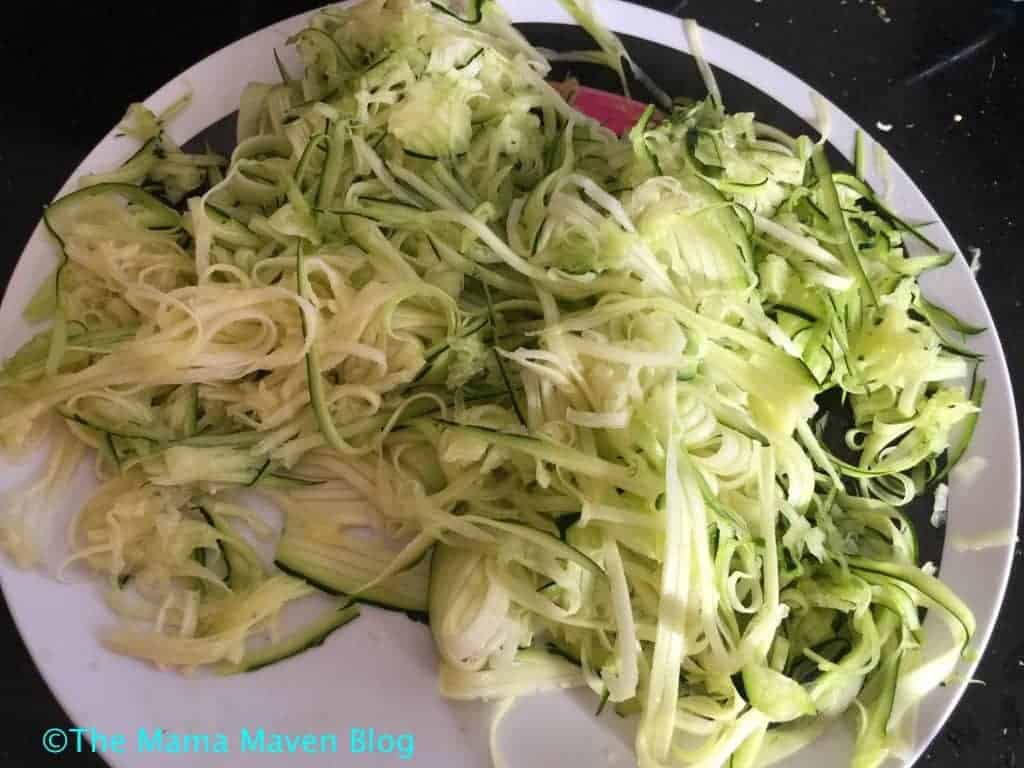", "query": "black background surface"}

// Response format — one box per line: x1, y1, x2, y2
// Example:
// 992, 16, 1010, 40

0, 1, 1021, 765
